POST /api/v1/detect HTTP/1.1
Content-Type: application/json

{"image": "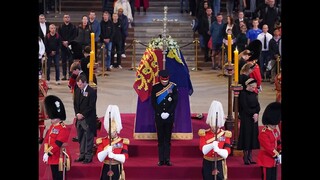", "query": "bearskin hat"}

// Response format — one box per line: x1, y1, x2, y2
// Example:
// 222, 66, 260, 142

44, 95, 66, 120
246, 40, 262, 62
262, 102, 281, 125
